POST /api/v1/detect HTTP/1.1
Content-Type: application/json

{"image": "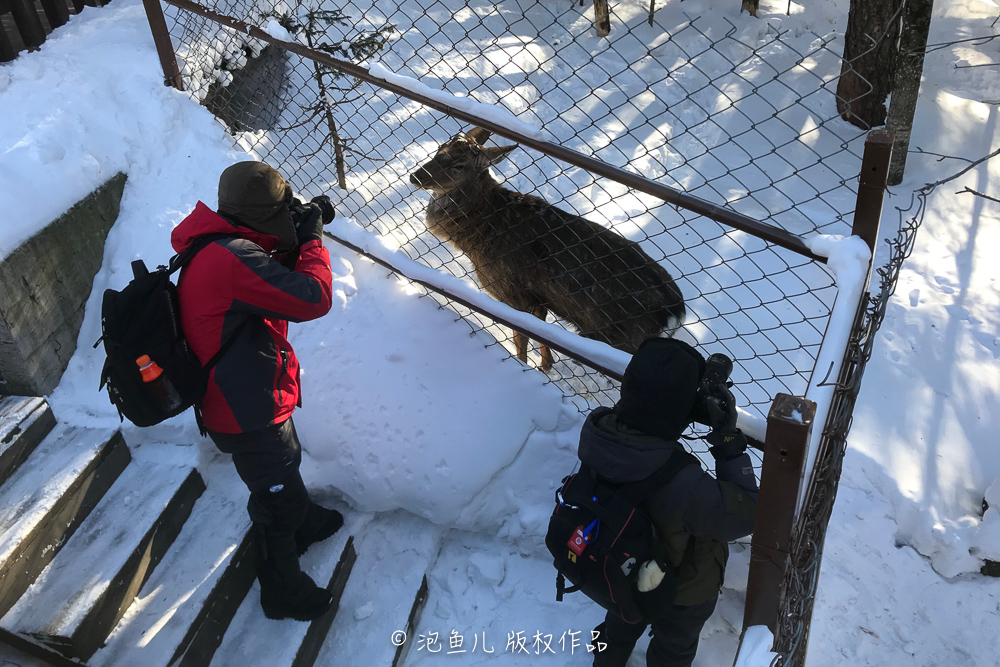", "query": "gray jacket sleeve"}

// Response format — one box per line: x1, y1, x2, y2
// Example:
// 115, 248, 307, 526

646, 452, 759, 543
